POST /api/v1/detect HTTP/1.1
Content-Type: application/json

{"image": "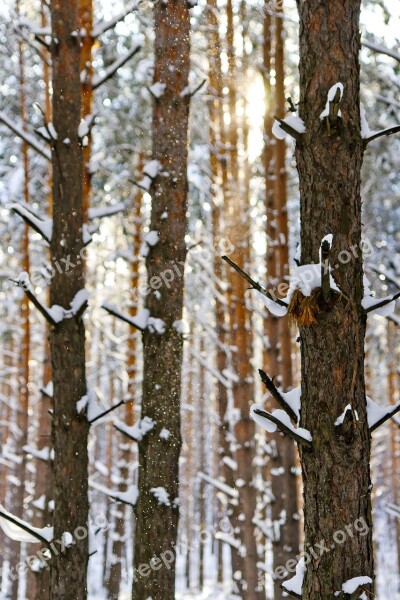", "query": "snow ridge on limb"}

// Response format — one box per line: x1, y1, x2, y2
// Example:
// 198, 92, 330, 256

0, 111, 51, 161
250, 405, 312, 448
89, 479, 138, 507
92, 43, 142, 89
10, 203, 52, 243
367, 396, 400, 433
